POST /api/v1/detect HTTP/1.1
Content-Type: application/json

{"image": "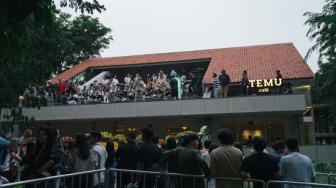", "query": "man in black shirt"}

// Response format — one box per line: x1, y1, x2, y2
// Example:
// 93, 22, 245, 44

241, 136, 279, 188
134, 127, 160, 188
169, 75, 178, 100
114, 132, 139, 188
218, 69, 230, 98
